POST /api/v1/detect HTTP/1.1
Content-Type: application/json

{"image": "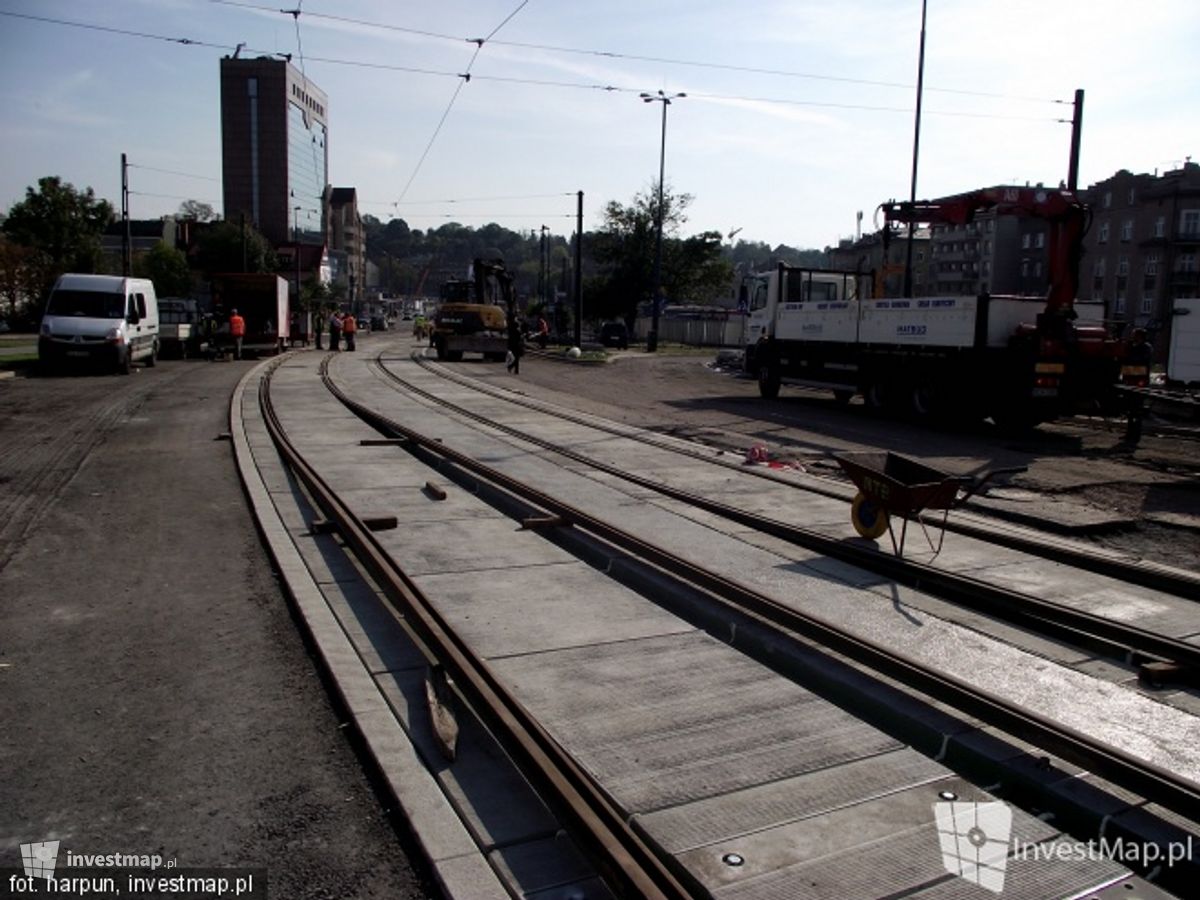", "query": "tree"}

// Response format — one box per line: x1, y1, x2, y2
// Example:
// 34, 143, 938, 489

177, 200, 218, 222
2, 176, 114, 302
587, 182, 729, 322
195, 220, 277, 275
136, 241, 193, 297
